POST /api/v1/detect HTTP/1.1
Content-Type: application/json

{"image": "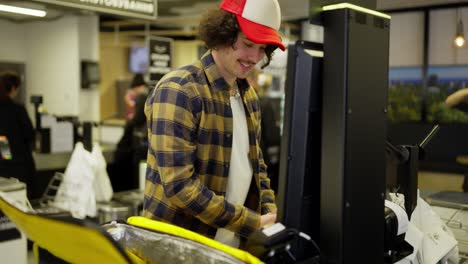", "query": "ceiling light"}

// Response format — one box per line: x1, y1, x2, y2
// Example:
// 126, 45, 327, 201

454, 9, 465, 48
454, 34, 465, 48
322, 3, 391, 19
0, 3, 46, 17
